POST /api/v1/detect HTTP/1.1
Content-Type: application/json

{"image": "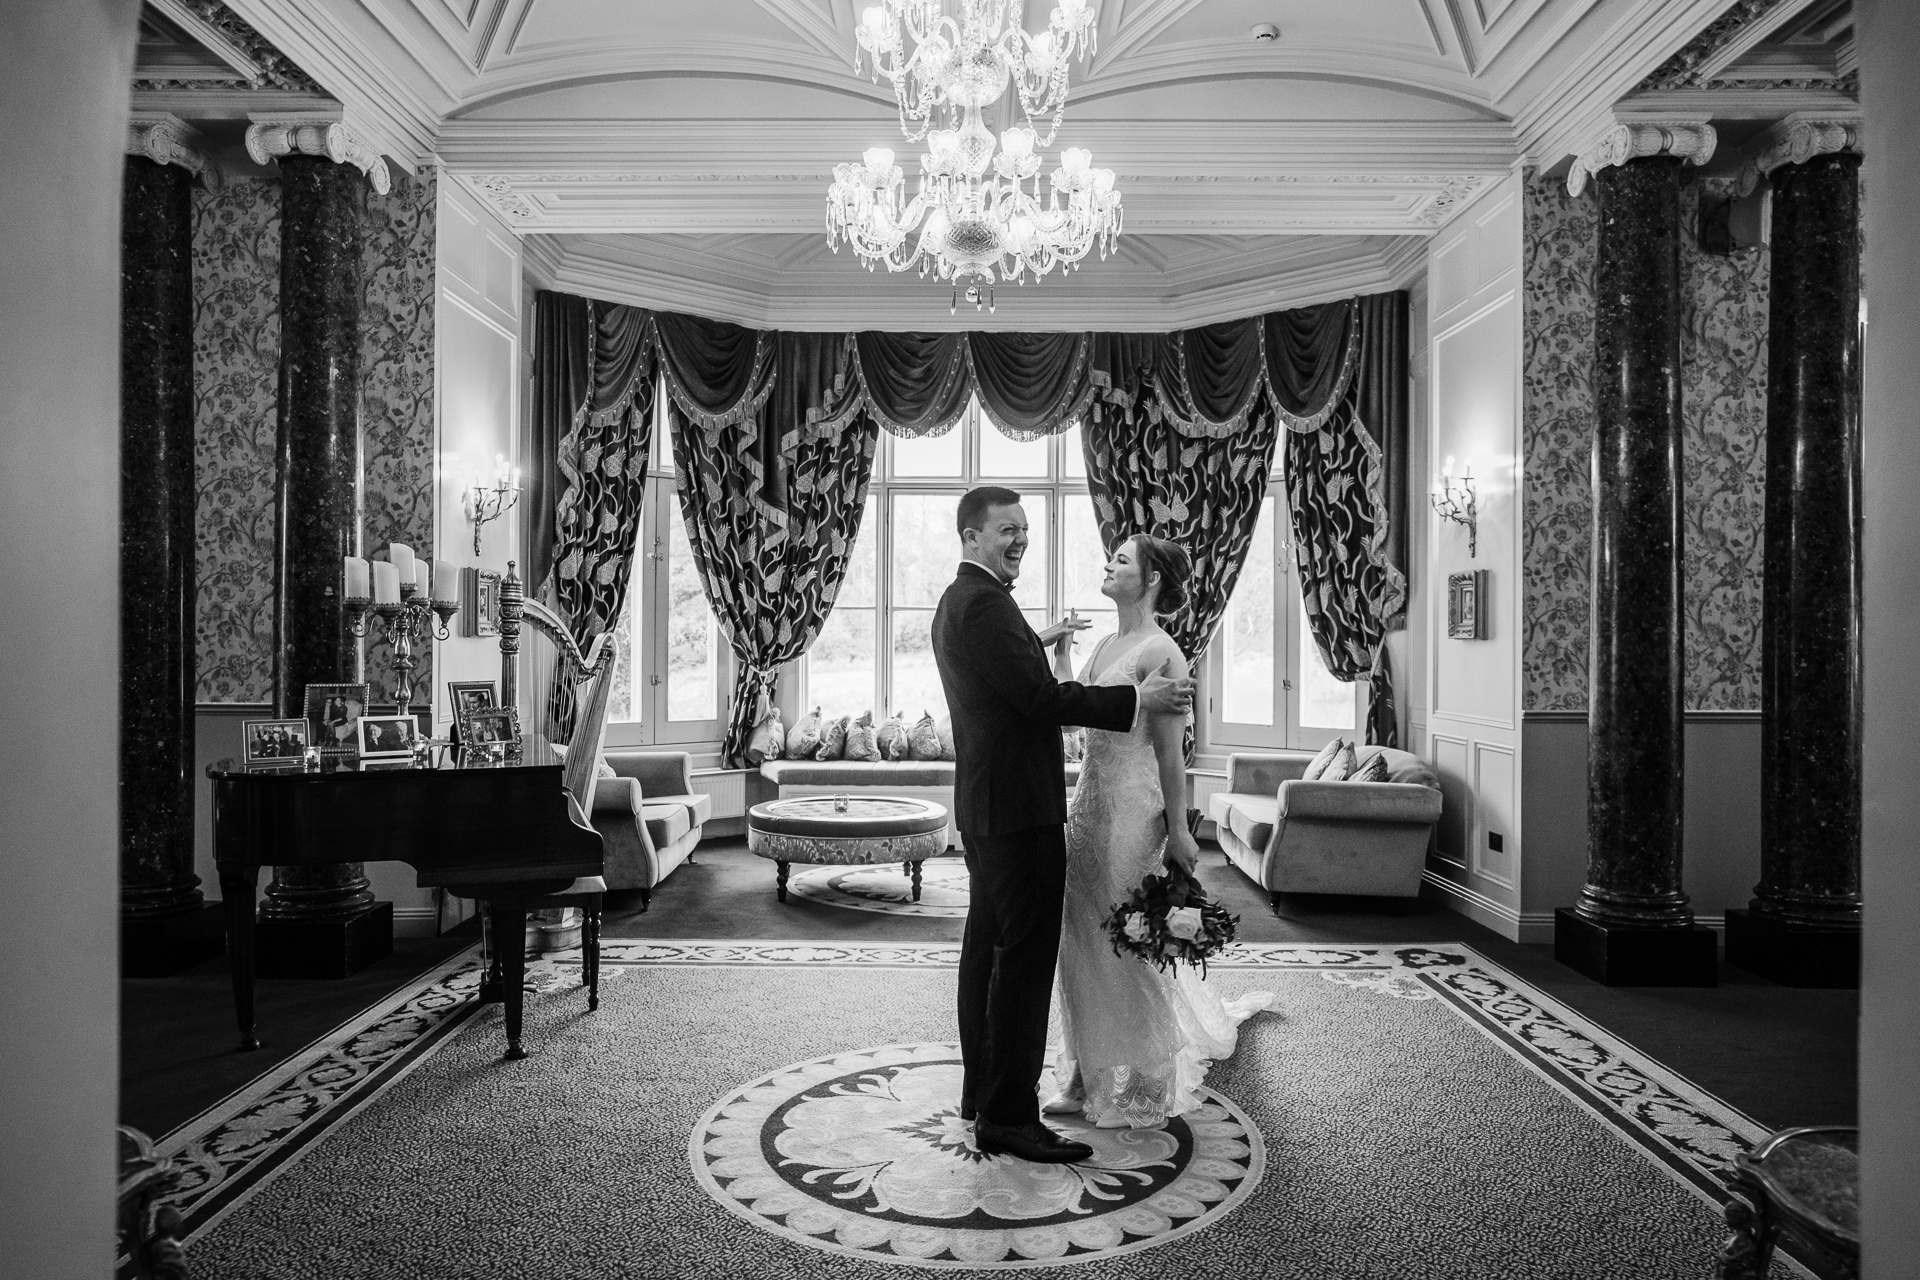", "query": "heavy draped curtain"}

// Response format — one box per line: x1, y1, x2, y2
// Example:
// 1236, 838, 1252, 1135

531, 288, 1410, 754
